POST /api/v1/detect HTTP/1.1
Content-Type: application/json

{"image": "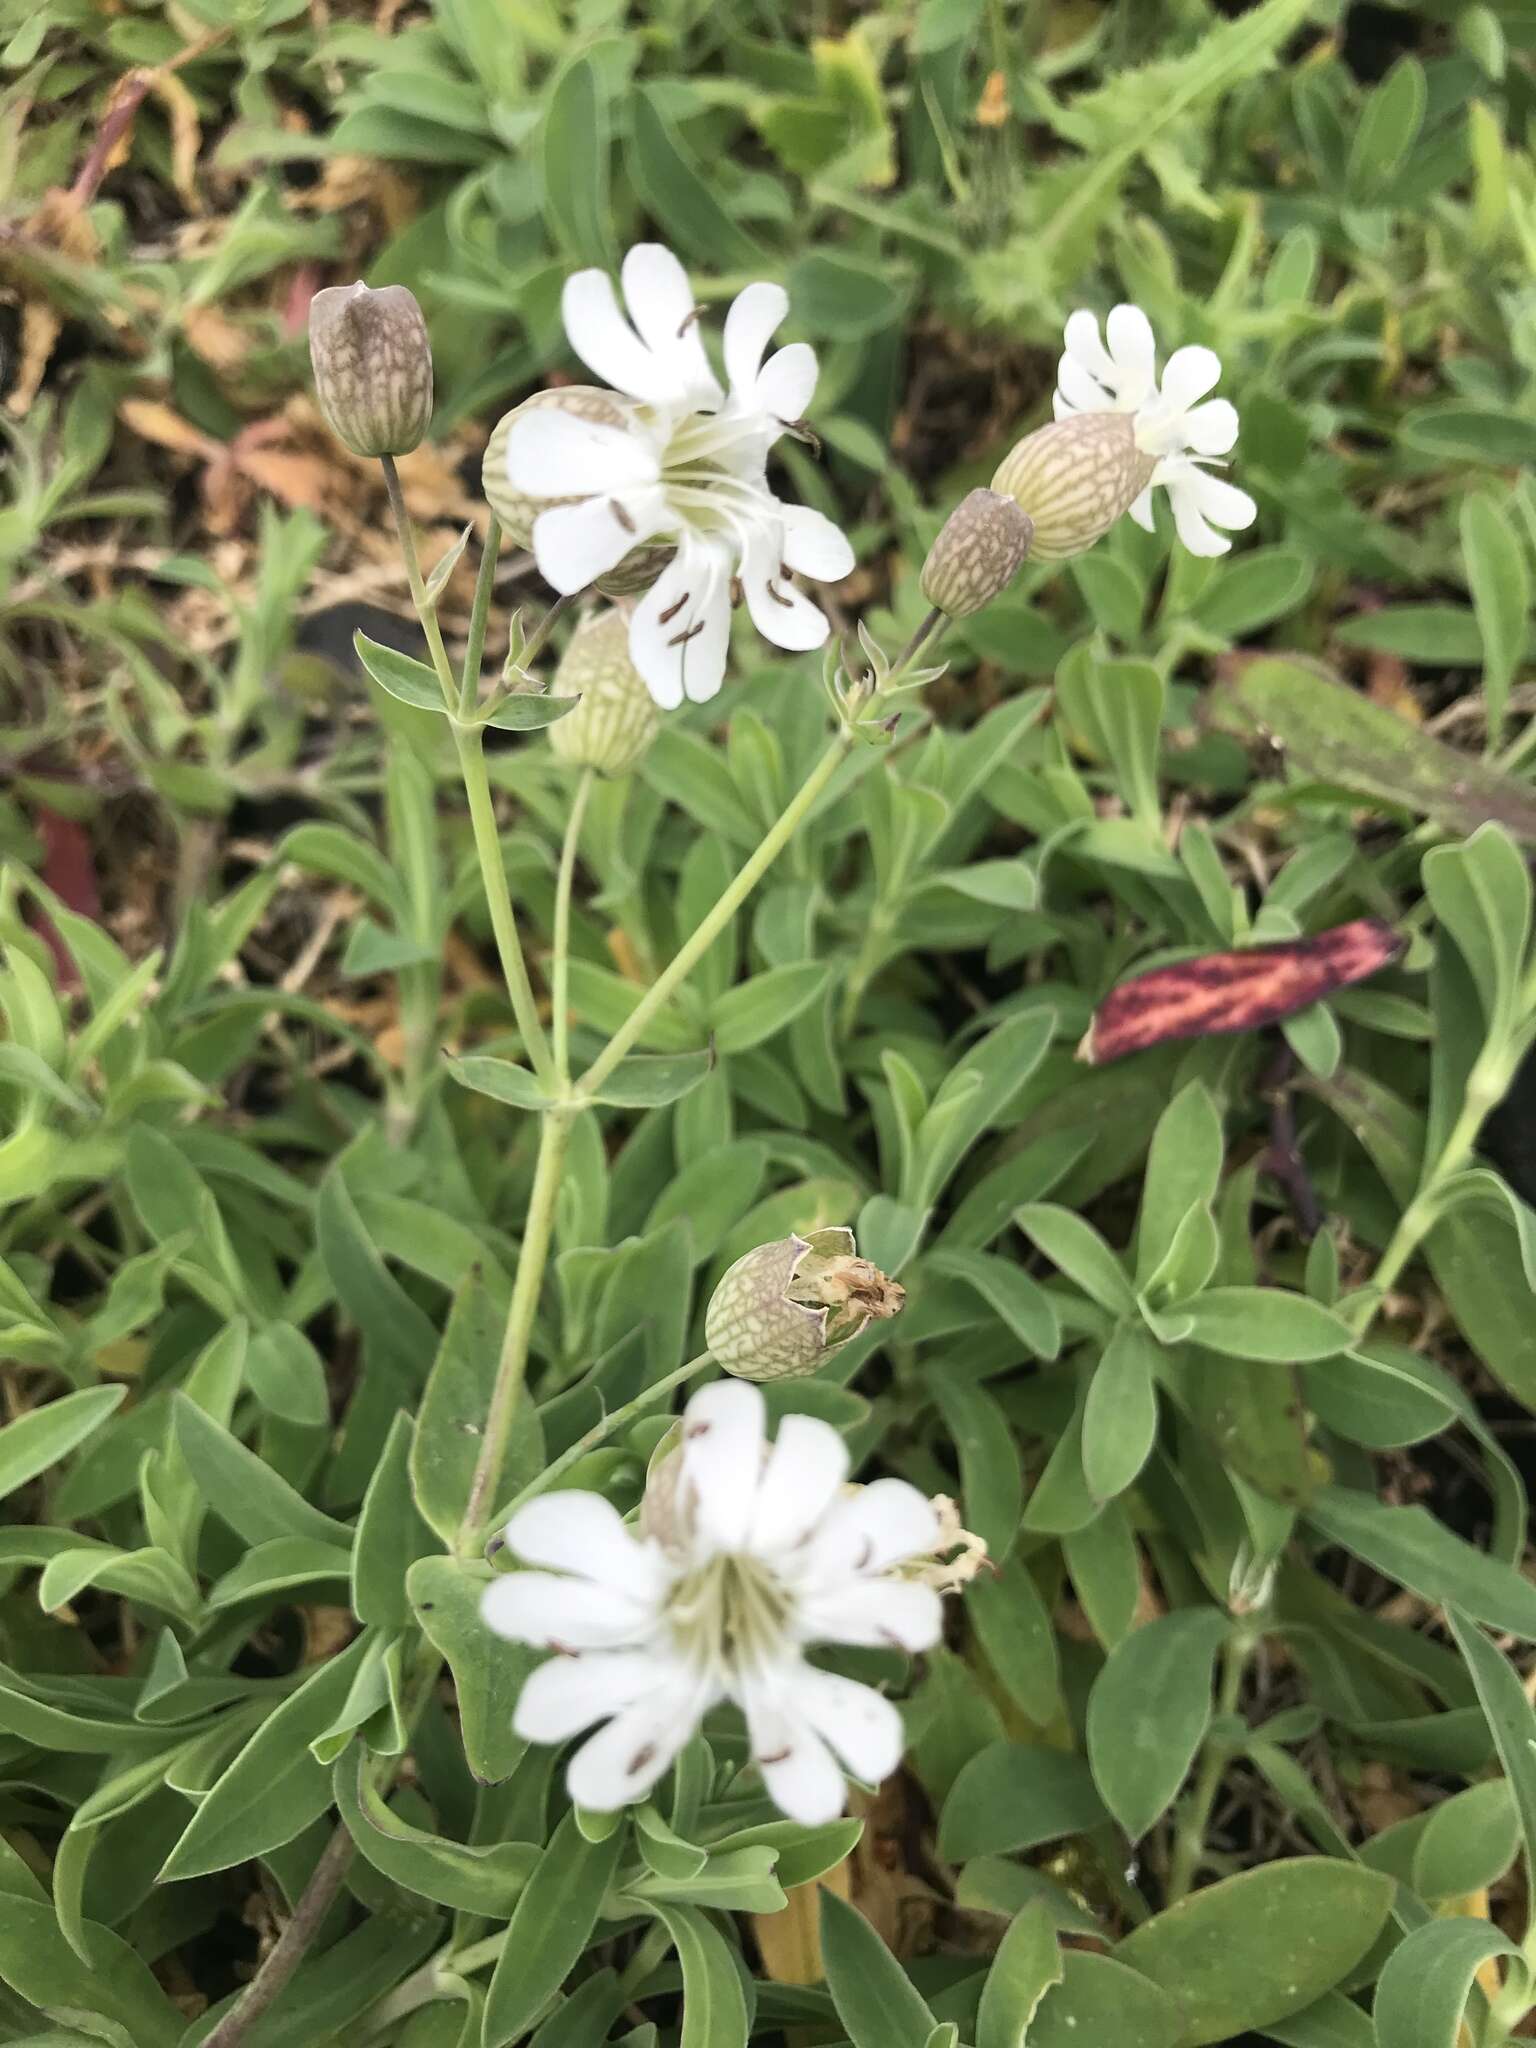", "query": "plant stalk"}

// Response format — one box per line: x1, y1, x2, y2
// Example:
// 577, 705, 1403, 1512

1166, 1628, 1252, 1904
553, 769, 596, 1087
453, 721, 556, 1089
497, 1351, 714, 1525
